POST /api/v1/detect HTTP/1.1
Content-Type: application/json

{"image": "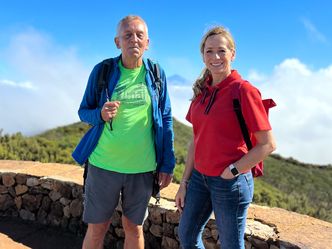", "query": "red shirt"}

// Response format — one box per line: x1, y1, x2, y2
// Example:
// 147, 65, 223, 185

186, 70, 271, 176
